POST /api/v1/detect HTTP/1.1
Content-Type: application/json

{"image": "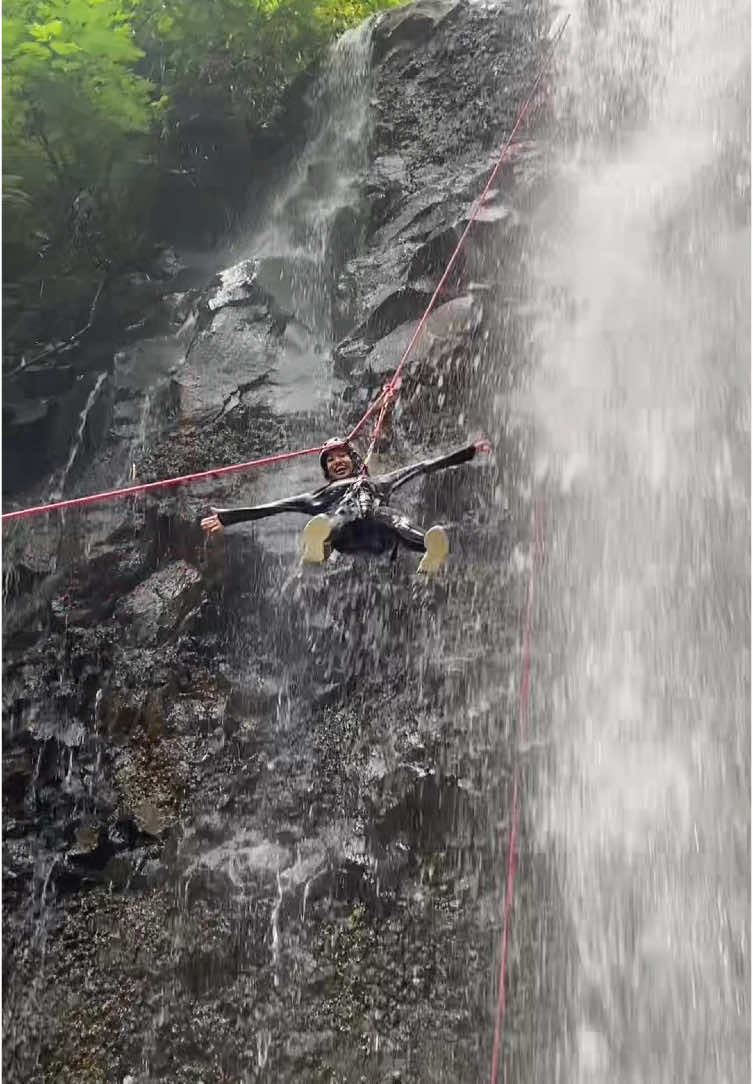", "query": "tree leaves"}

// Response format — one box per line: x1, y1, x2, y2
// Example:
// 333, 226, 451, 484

12, 39, 52, 57
3, 0, 400, 319
29, 18, 64, 39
